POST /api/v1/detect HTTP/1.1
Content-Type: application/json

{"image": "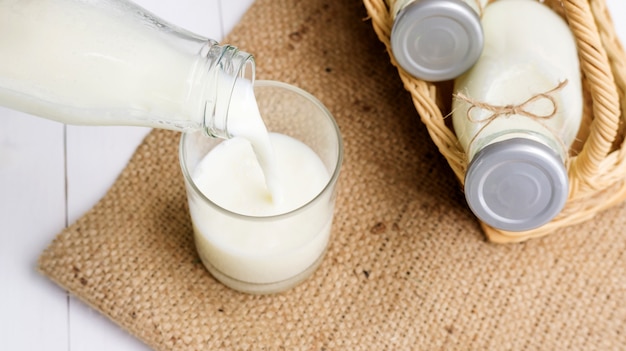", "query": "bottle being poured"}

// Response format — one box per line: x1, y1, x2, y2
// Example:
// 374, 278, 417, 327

0, 0, 283, 203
